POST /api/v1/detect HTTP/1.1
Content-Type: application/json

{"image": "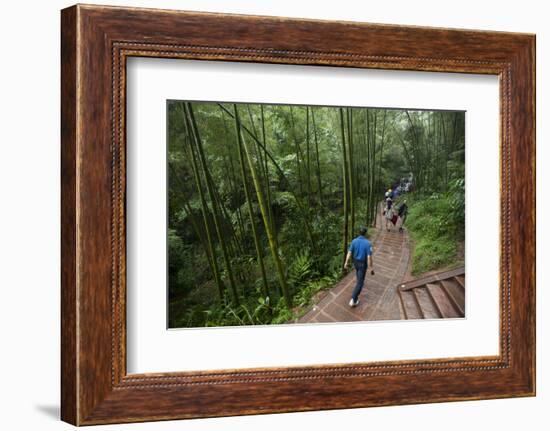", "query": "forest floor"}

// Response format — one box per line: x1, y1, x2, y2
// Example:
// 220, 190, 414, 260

297, 206, 411, 323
